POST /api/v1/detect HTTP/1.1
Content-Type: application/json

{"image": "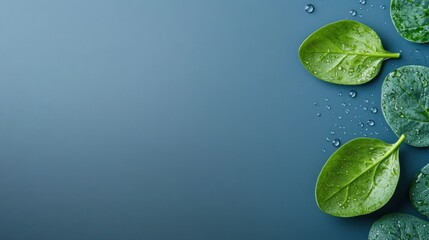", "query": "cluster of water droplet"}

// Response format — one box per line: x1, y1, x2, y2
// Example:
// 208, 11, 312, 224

346, 0, 388, 19
315, 90, 390, 153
